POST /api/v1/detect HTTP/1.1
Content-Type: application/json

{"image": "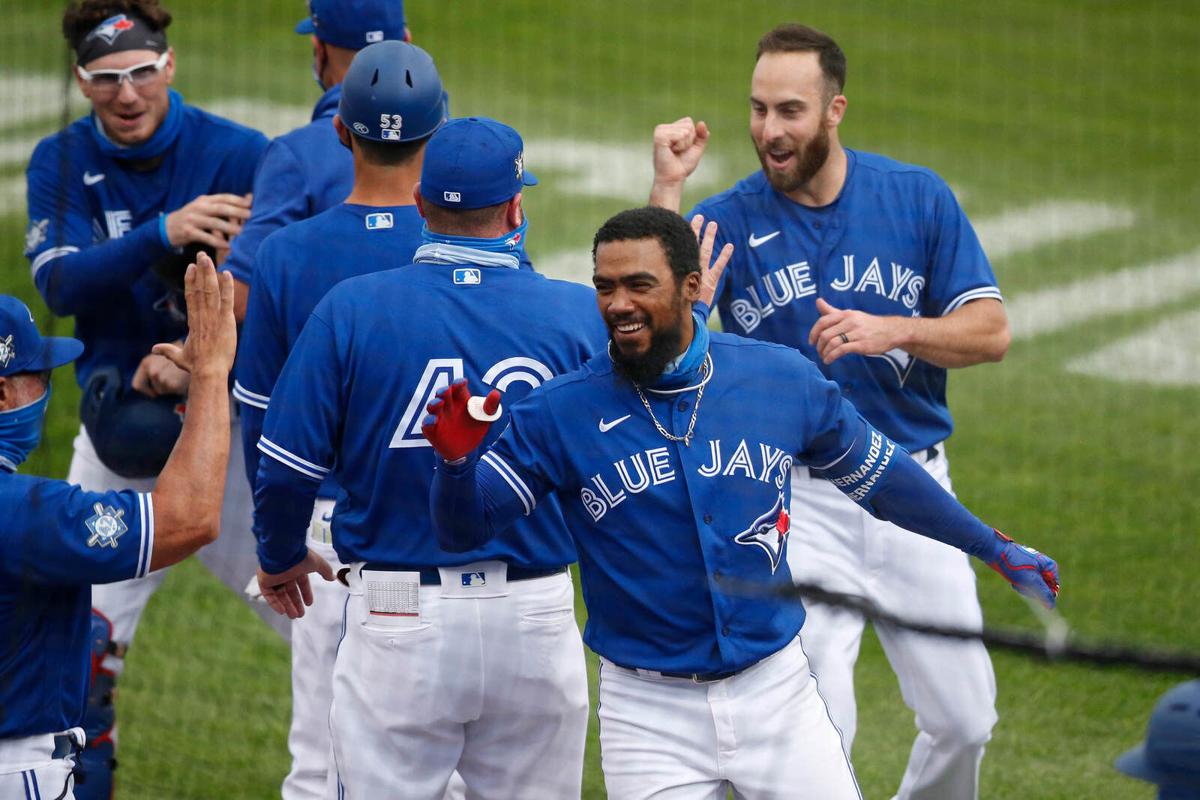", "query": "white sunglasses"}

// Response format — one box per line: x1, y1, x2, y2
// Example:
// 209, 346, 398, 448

76, 51, 169, 93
